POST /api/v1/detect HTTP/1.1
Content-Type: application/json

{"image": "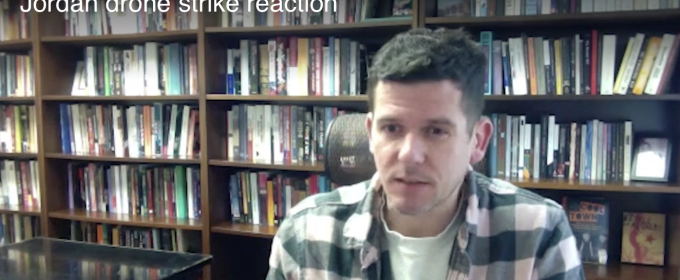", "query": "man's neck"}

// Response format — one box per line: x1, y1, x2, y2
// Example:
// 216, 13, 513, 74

383, 182, 463, 238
